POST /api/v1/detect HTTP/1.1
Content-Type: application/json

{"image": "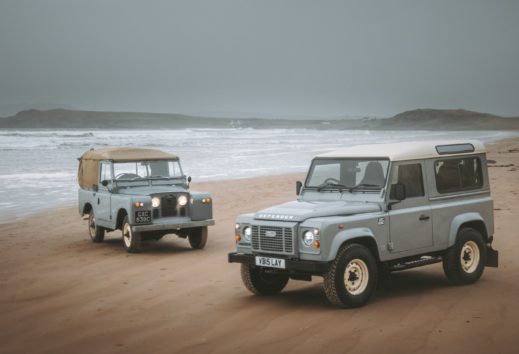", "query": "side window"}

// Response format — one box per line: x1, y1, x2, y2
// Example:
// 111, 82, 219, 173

397, 163, 424, 198
435, 157, 483, 193
100, 162, 113, 183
